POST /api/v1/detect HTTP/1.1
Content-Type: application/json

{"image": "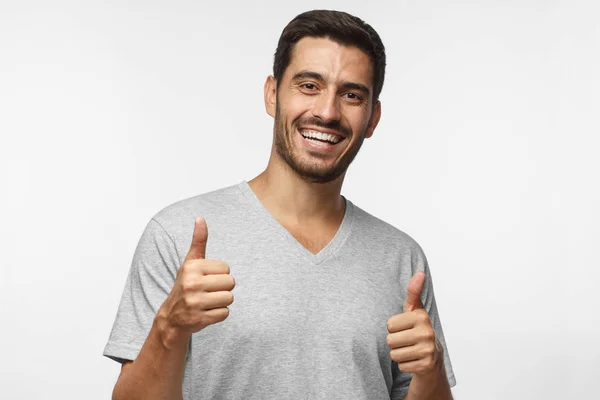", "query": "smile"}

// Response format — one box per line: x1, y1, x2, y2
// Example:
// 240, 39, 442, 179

299, 129, 344, 145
